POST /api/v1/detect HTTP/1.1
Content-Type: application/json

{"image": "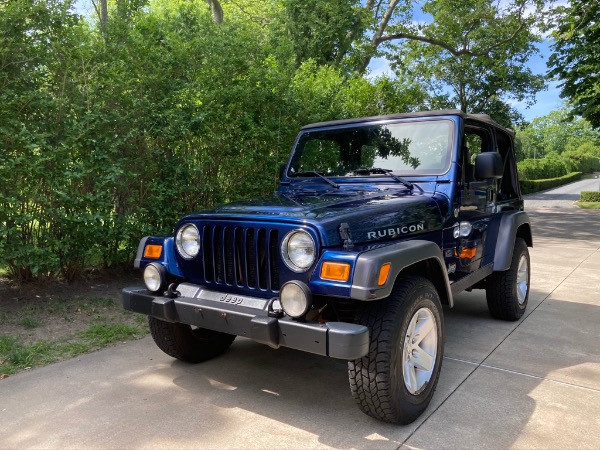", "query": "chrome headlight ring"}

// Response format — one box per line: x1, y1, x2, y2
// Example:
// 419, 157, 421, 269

176, 223, 200, 259
281, 229, 316, 272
